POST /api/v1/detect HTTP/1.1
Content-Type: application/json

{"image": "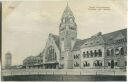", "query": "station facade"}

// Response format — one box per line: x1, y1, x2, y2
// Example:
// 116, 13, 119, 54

23, 4, 127, 69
